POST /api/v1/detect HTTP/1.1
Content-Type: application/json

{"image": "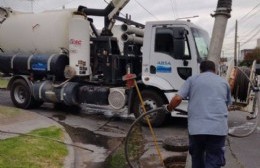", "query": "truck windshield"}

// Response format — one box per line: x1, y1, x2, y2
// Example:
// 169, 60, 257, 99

191, 28, 210, 61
